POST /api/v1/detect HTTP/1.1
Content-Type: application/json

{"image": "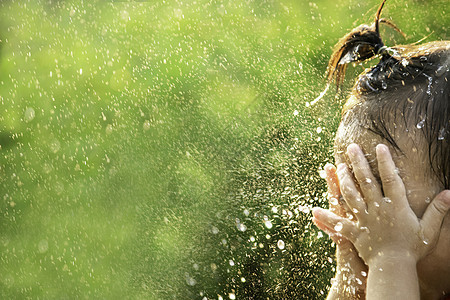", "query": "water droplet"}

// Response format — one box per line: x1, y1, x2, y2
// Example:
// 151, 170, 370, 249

329, 197, 338, 206
264, 220, 273, 229
435, 65, 447, 76
316, 126, 323, 134
334, 222, 343, 232
243, 209, 250, 216
374, 201, 380, 207
423, 239, 429, 245
300, 206, 310, 214
24, 107, 36, 123
210, 263, 217, 272
49, 139, 61, 153
120, 10, 130, 21
38, 239, 48, 253
416, 118, 424, 129
361, 271, 367, 277
365, 178, 372, 184
293, 110, 299, 116
318, 169, 326, 179
105, 124, 113, 135
438, 127, 445, 140
241, 277, 246, 283
425, 197, 431, 204
423, 73, 433, 95
277, 239, 285, 250
143, 120, 151, 131
229, 293, 236, 300
352, 208, 359, 214
185, 273, 196, 286
229, 259, 235, 266
383, 197, 392, 203
173, 8, 183, 19
211, 226, 219, 234
401, 58, 409, 67
237, 223, 247, 232
317, 231, 323, 238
